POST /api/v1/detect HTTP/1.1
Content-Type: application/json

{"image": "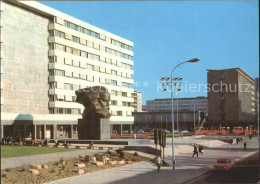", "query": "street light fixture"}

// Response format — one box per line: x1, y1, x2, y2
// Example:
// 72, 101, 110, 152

160, 57, 200, 170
